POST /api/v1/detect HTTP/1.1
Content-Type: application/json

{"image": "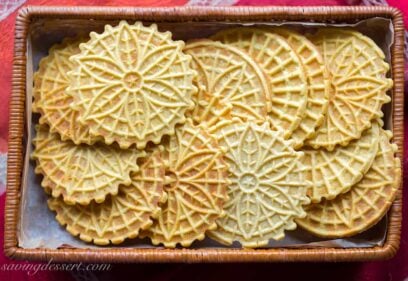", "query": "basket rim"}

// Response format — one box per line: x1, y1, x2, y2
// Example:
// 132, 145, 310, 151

5, 5, 404, 263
